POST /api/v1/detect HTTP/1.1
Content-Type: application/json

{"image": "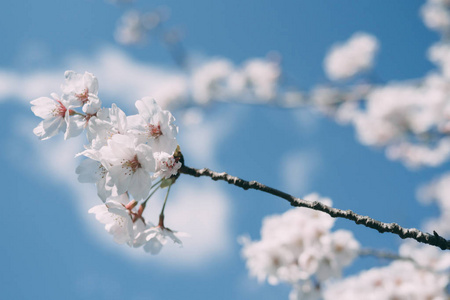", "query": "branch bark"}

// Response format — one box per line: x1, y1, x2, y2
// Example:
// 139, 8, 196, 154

179, 165, 450, 250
